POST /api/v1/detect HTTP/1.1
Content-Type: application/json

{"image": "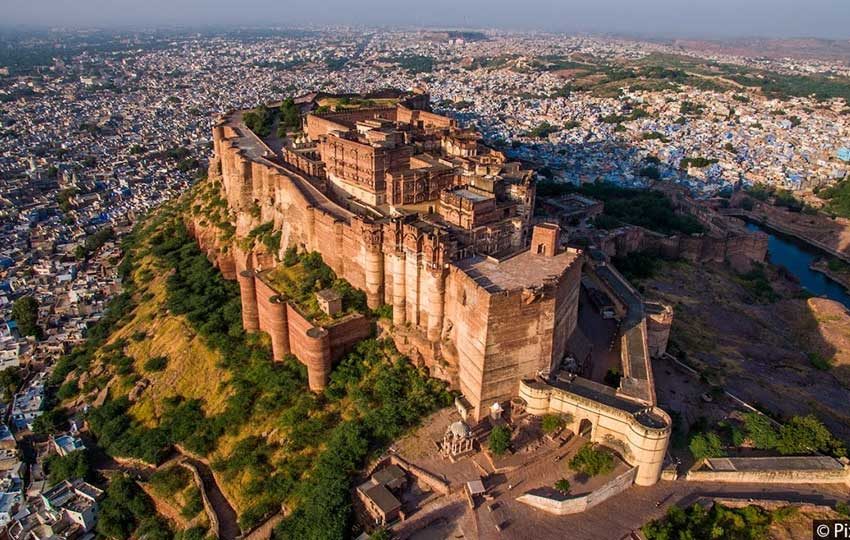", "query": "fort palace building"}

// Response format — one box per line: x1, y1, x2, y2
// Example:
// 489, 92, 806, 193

200, 89, 672, 485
